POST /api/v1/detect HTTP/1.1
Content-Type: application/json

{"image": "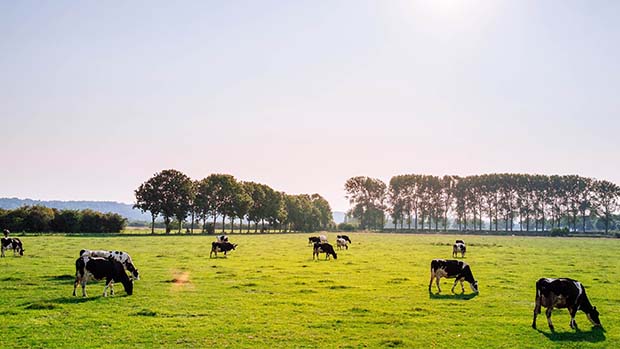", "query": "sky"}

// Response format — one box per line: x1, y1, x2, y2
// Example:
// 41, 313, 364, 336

1, 0, 619, 212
